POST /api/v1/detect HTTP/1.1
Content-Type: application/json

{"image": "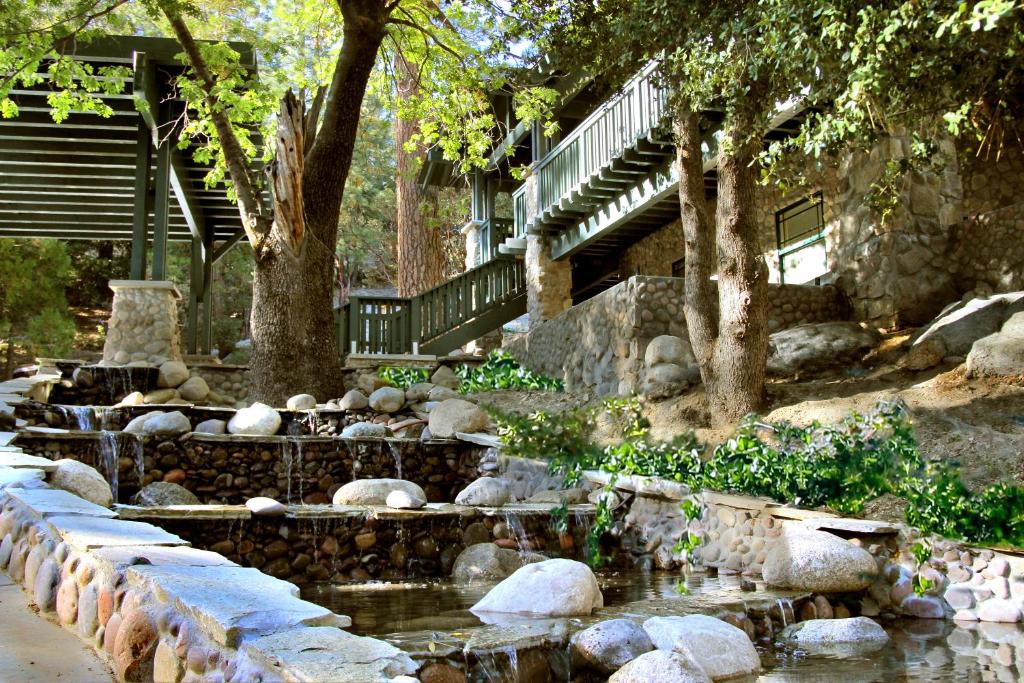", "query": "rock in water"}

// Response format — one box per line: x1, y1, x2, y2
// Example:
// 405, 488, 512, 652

368, 387, 406, 413
227, 403, 281, 436
571, 619, 655, 675
470, 558, 603, 617
340, 422, 391, 439
608, 650, 710, 683
339, 390, 369, 411
642, 614, 760, 680
131, 482, 199, 506
762, 526, 878, 593
385, 489, 425, 510
49, 459, 113, 507
178, 376, 210, 401
454, 478, 510, 507
143, 411, 191, 435
332, 479, 427, 506
451, 543, 545, 584
245, 497, 287, 516
428, 399, 489, 438
286, 394, 317, 411
157, 361, 189, 388
781, 617, 889, 655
